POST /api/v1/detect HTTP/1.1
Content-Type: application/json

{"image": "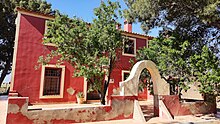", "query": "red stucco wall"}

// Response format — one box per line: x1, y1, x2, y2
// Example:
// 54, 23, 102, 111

13, 14, 84, 104
13, 13, 149, 104
110, 37, 148, 99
